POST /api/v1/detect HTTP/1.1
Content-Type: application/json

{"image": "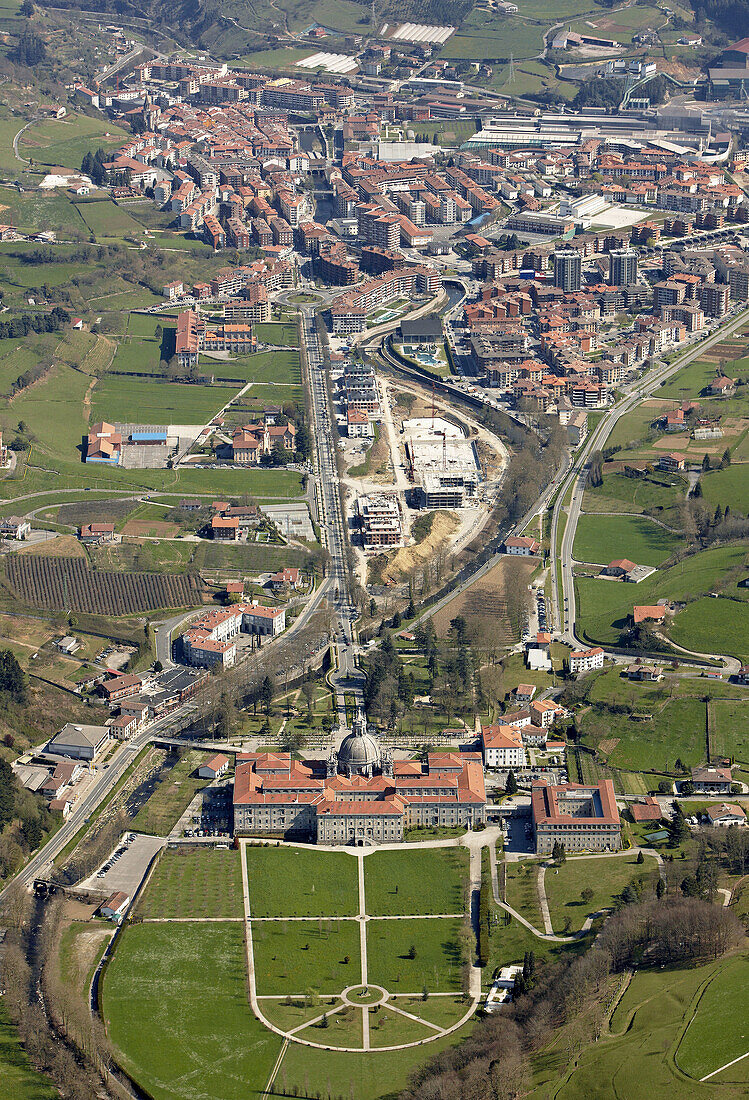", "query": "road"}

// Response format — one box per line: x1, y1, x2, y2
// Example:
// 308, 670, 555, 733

300, 308, 365, 723
551, 305, 749, 651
